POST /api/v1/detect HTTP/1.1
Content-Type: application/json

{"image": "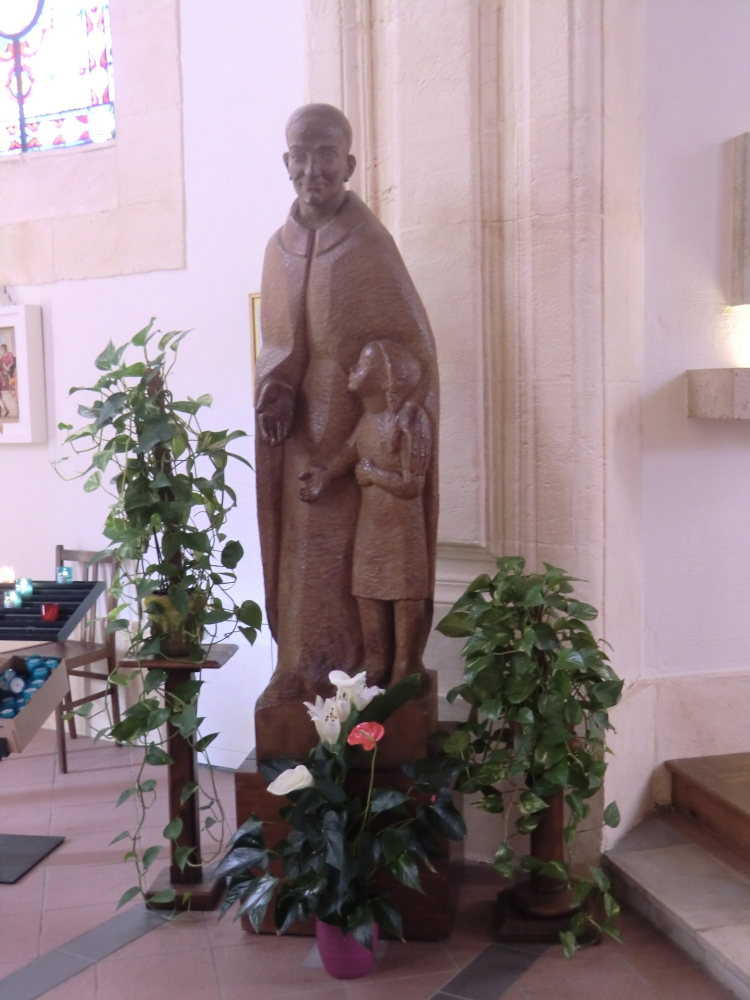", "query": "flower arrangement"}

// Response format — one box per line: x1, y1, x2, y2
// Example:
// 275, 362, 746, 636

216, 671, 466, 952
